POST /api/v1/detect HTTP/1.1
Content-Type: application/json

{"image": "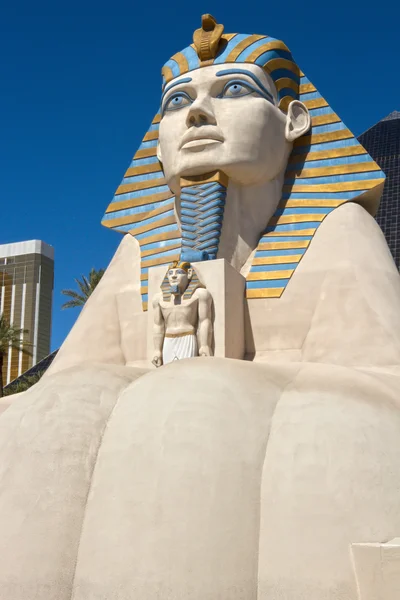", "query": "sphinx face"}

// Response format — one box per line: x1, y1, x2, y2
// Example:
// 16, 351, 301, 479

158, 63, 303, 191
